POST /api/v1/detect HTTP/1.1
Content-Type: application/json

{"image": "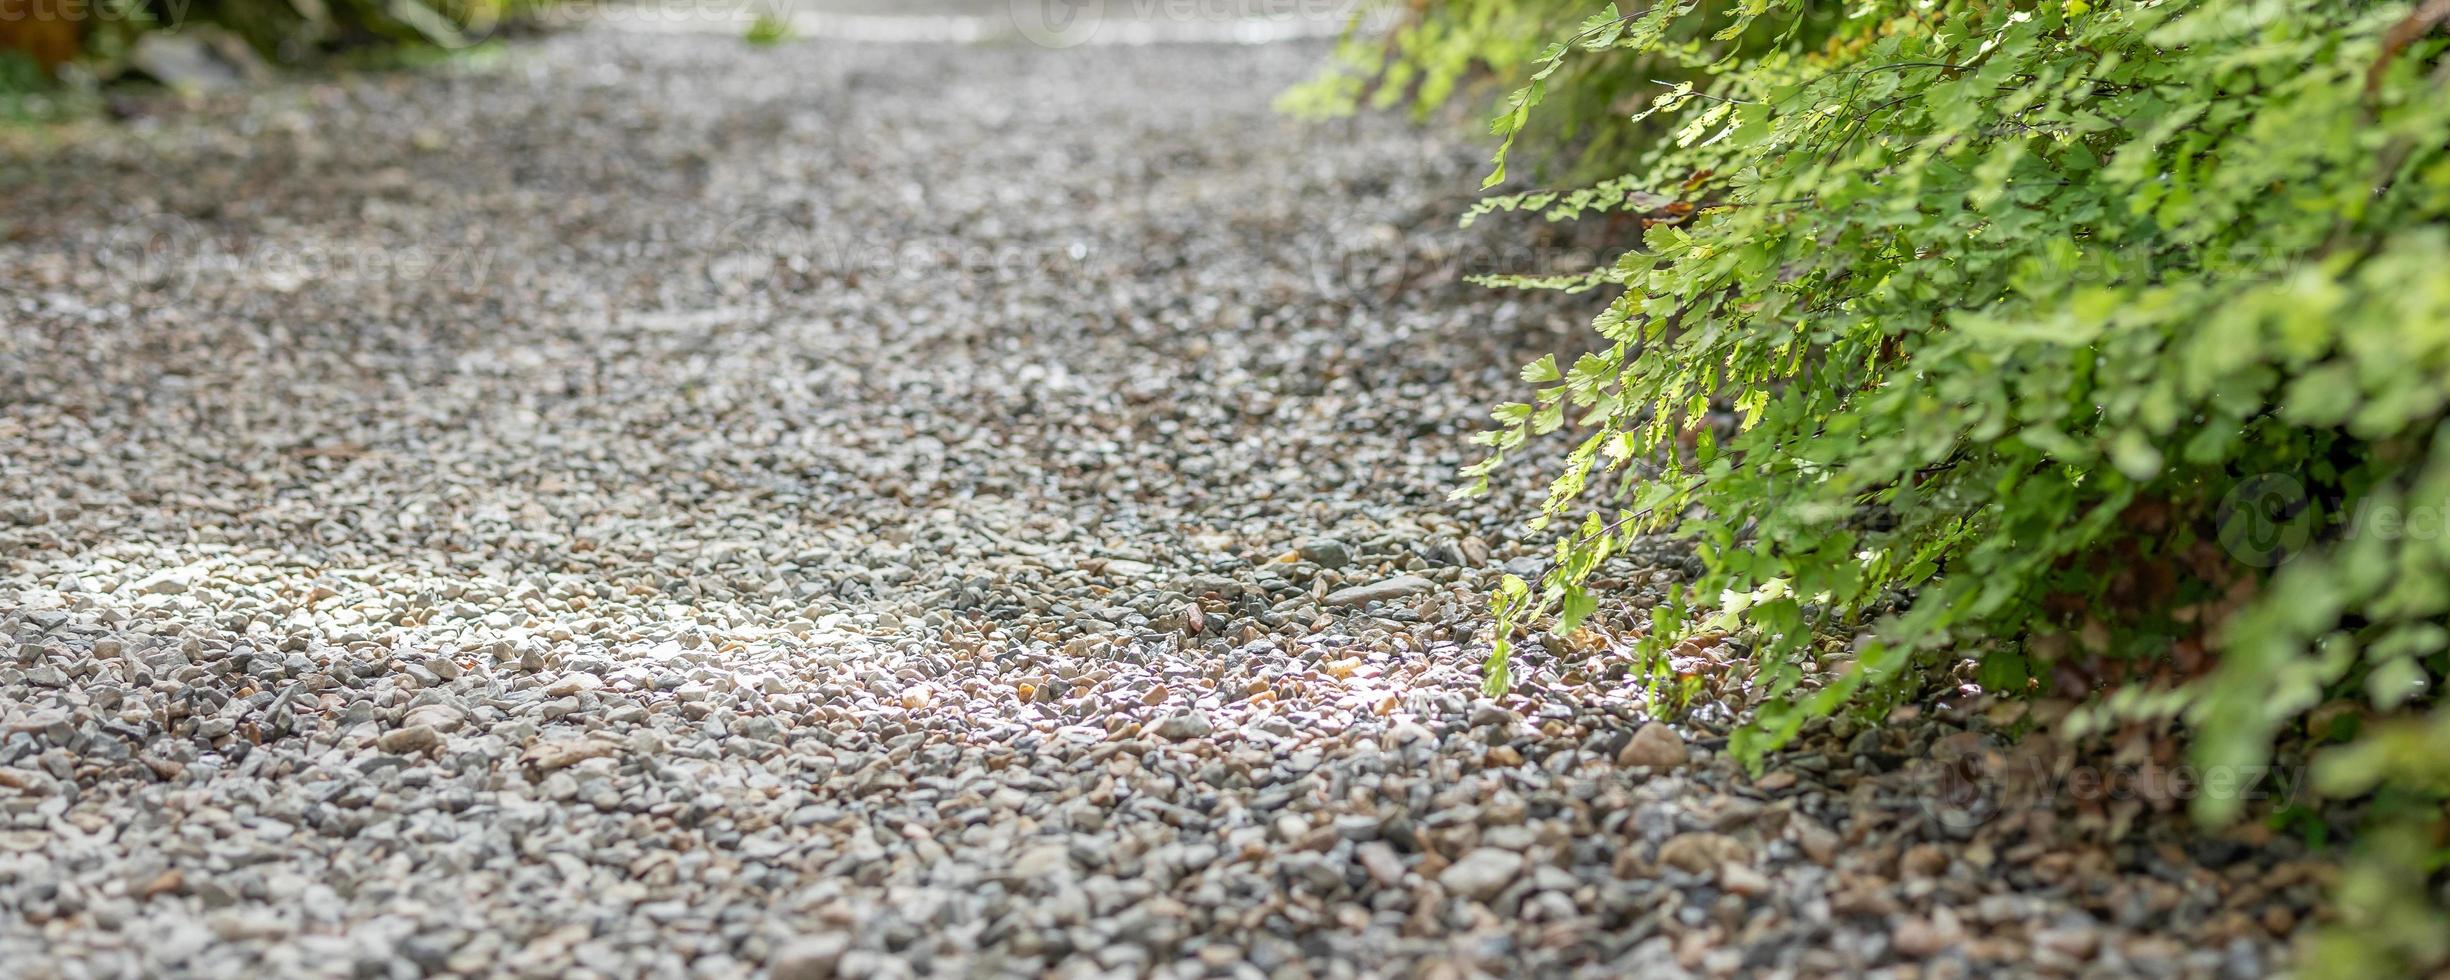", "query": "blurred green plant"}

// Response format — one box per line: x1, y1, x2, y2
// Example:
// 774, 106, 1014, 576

172, 0, 537, 62
744, 10, 793, 48
1304, 1, 2450, 974
1, 0, 546, 93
